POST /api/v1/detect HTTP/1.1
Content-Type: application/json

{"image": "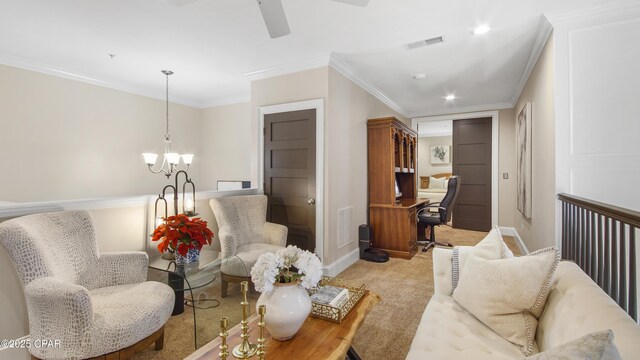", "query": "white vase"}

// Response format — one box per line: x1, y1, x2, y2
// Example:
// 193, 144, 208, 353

256, 282, 311, 341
